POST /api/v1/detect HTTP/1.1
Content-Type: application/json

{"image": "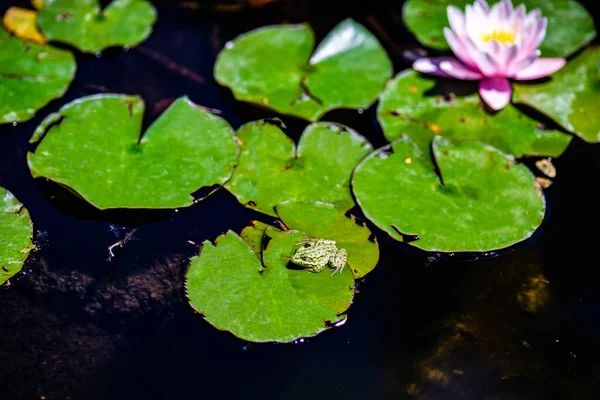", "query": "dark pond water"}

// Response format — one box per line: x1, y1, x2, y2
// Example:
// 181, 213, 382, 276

1, 0, 600, 399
